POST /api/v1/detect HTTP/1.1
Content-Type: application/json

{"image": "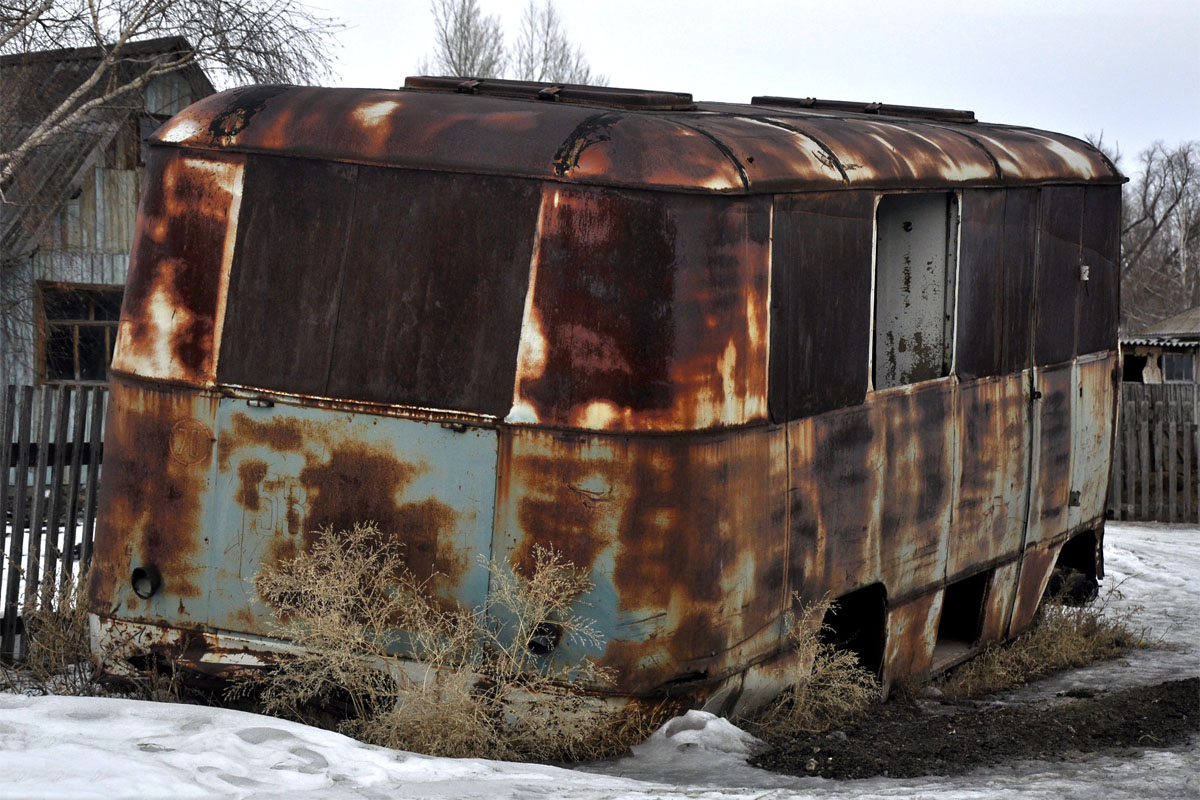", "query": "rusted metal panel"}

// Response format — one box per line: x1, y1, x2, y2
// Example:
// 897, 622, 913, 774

206, 399, 497, 636
760, 115, 997, 187
1027, 365, 1074, 546
1034, 186, 1085, 366
769, 191, 874, 421
881, 593, 940, 689
508, 186, 770, 432
979, 560, 1020, 644
111, 150, 244, 385
1007, 542, 1061, 637
956, 127, 1114, 185
1070, 355, 1118, 529
680, 113, 847, 190
492, 424, 788, 695
955, 189, 1039, 379
788, 379, 957, 604
324, 168, 541, 416
876, 382, 955, 594
217, 159, 540, 415
88, 374, 220, 625
1077, 185, 1121, 356
153, 86, 1122, 196
217, 156, 357, 397
950, 374, 1029, 577
788, 404, 881, 601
